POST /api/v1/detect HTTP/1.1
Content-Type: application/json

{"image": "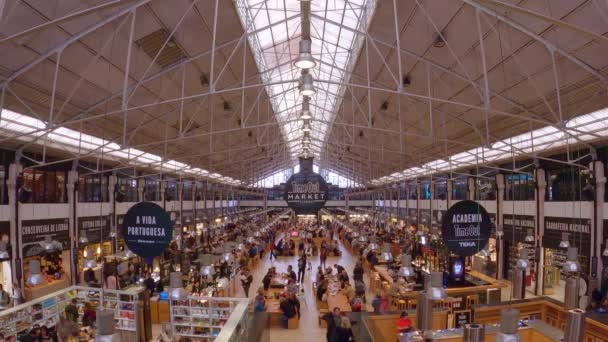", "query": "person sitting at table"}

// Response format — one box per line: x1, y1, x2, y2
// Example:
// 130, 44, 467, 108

279, 296, 297, 328
288, 292, 301, 319
0, 284, 10, 307
369, 252, 378, 267
396, 311, 413, 333
262, 271, 272, 292
338, 270, 349, 283
253, 288, 267, 312
316, 277, 328, 301
334, 264, 345, 274
325, 267, 333, 277
286, 278, 299, 295
287, 265, 297, 282
340, 281, 355, 301
315, 266, 324, 286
